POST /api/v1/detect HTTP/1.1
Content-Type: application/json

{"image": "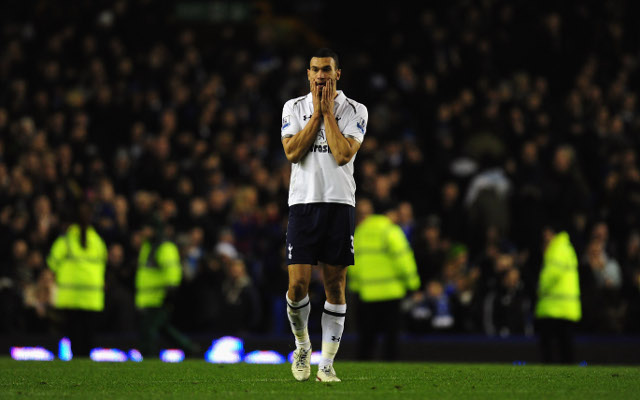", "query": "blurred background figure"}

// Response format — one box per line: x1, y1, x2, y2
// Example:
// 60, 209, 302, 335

135, 218, 198, 357
482, 264, 532, 337
534, 225, 581, 364
103, 242, 135, 335
580, 232, 624, 333
46, 201, 107, 357
219, 257, 261, 335
349, 197, 420, 360
22, 268, 56, 333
